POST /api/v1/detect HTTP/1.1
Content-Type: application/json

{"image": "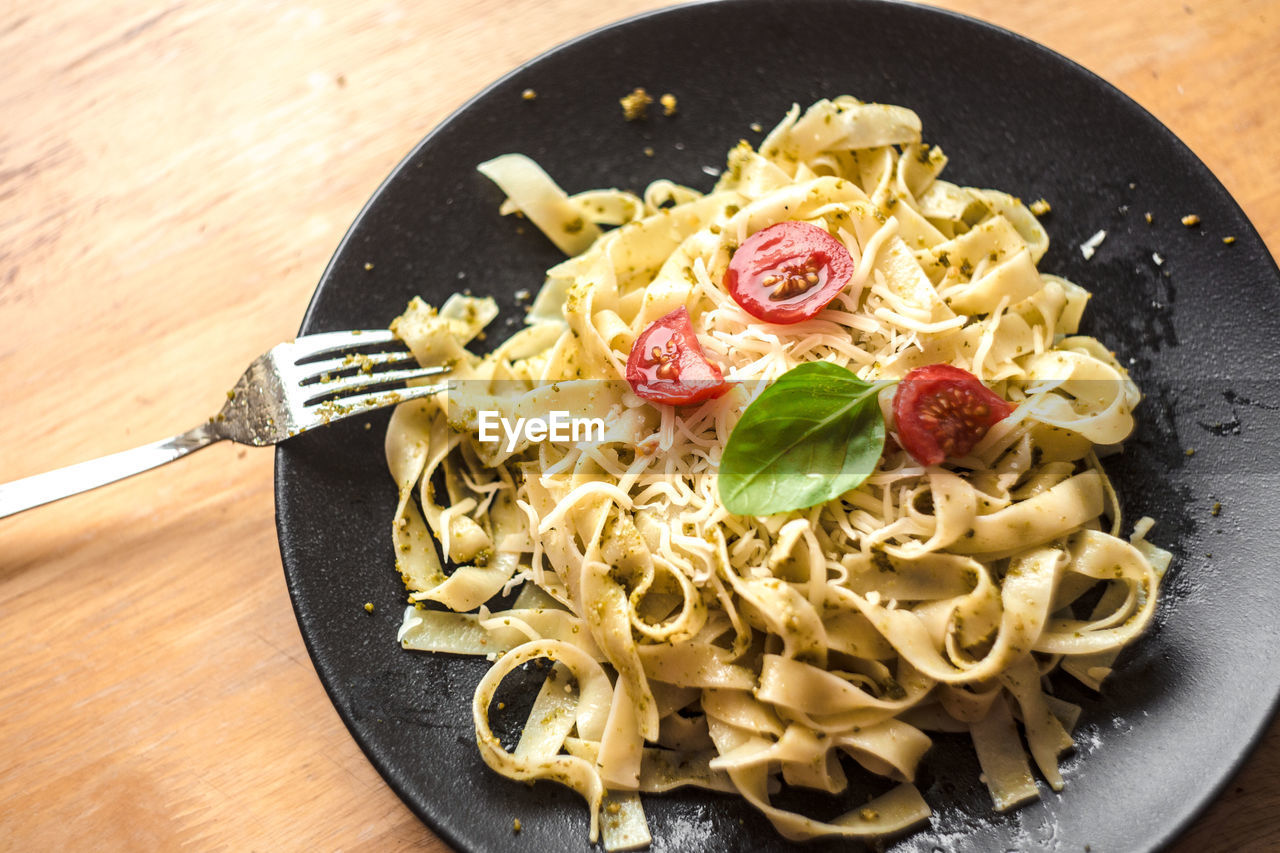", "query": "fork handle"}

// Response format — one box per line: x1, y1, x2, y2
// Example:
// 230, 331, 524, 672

0, 423, 223, 520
